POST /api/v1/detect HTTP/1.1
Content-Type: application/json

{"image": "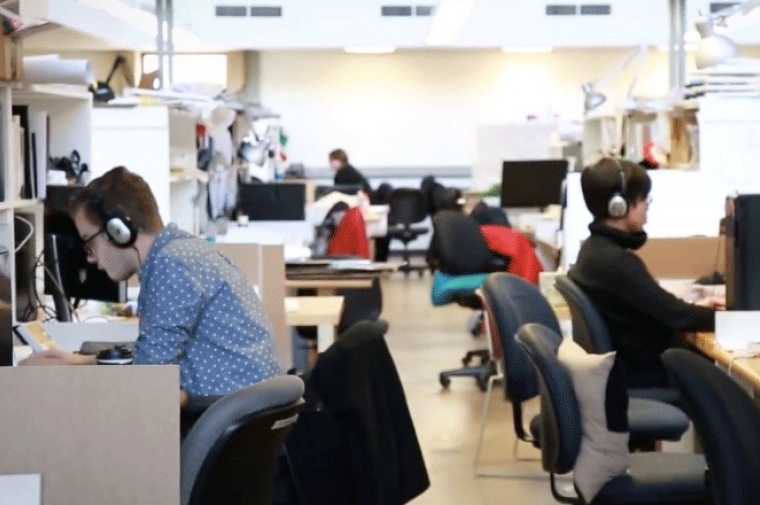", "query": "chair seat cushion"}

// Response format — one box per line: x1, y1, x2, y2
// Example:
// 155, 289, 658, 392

629, 387, 682, 407
595, 453, 708, 505
430, 271, 488, 306
628, 398, 689, 446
